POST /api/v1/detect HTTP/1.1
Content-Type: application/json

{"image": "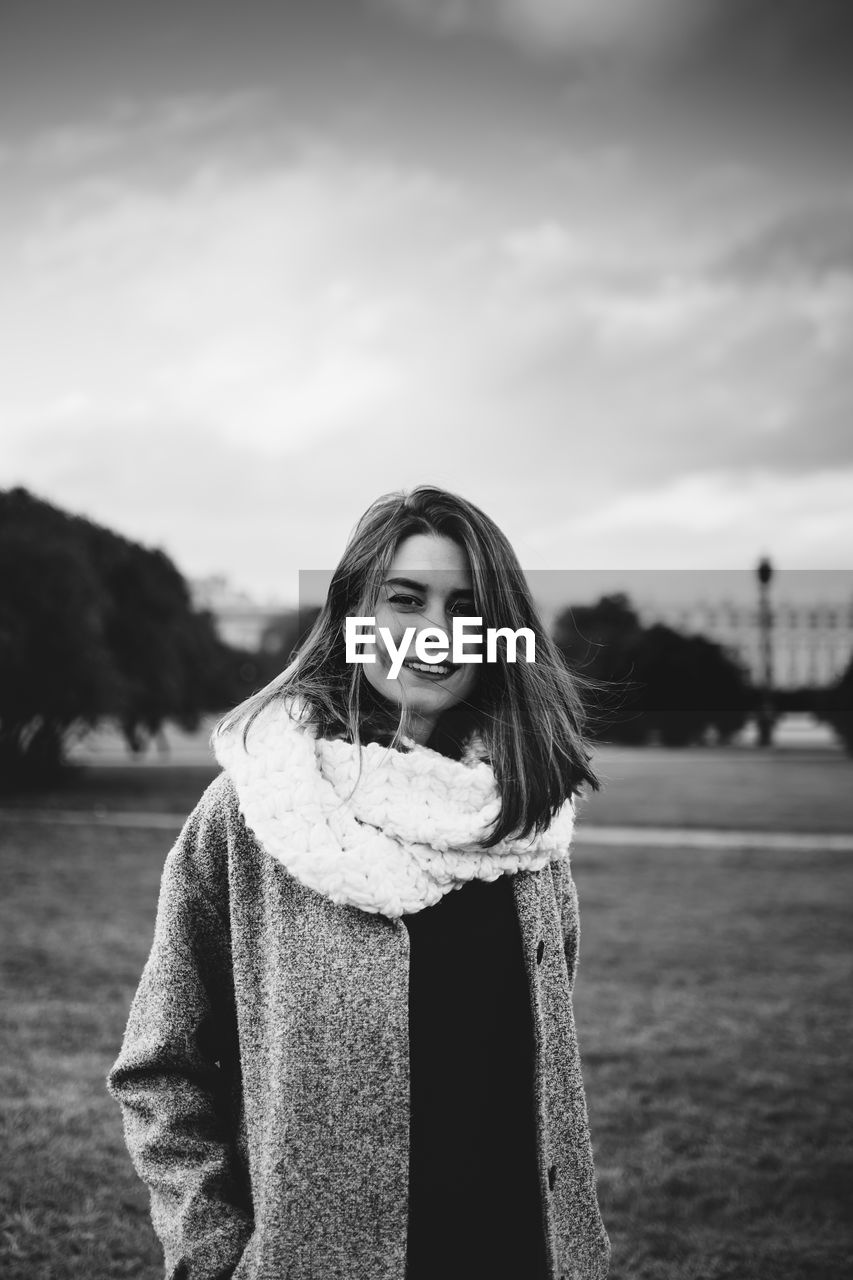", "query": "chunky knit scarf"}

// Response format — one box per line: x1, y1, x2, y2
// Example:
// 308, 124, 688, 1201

213, 696, 576, 918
